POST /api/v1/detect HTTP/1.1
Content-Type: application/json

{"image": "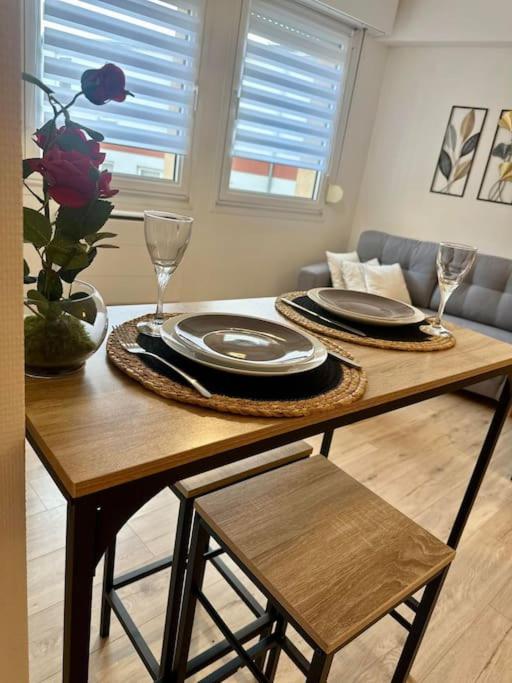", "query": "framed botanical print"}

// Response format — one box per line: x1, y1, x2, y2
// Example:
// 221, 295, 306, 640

431, 106, 488, 197
477, 109, 512, 205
